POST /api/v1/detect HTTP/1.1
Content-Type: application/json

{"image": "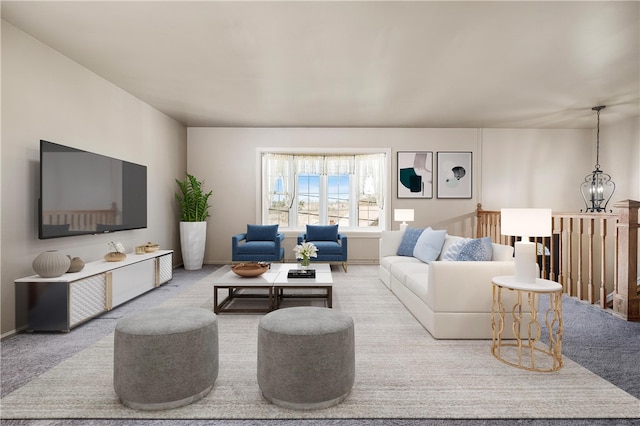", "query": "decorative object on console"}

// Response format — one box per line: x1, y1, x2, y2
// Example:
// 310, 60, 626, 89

394, 209, 414, 231
144, 242, 160, 253
293, 241, 318, 268
32, 250, 71, 278
500, 208, 552, 284
175, 173, 212, 270
580, 106, 615, 213
231, 262, 270, 277
105, 242, 126, 262
66, 256, 85, 273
